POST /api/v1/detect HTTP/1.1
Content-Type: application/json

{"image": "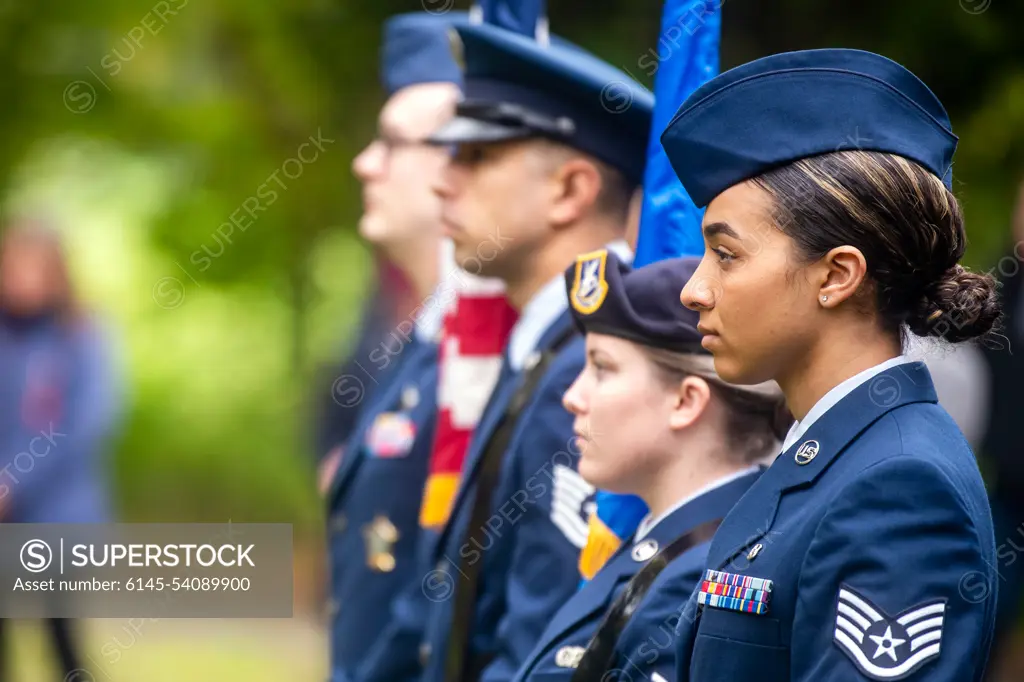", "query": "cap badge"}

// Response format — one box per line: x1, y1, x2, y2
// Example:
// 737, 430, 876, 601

570, 250, 609, 315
